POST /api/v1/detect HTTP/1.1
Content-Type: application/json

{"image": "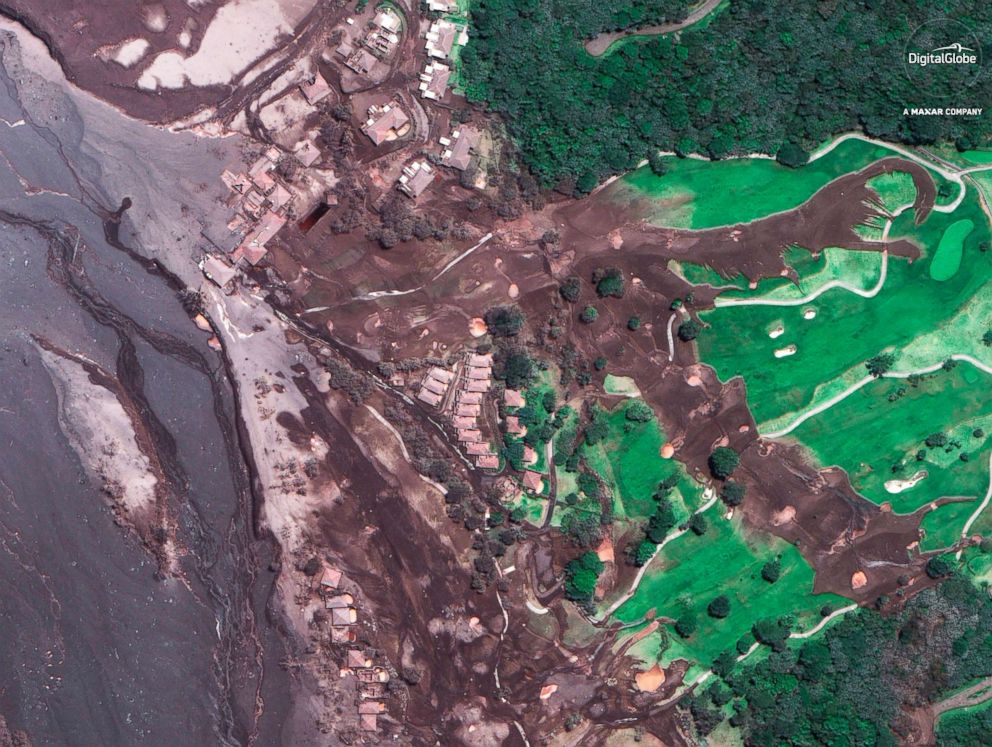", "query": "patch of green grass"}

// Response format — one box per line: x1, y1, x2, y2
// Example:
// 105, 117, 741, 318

930, 219, 974, 281
614, 515, 845, 669
603, 374, 642, 397
866, 170, 918, 214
